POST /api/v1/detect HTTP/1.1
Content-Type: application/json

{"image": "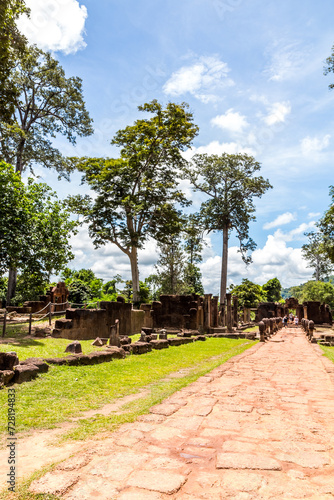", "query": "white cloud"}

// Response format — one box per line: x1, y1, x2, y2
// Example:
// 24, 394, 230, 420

211, 109, 249, 134
263, 212, 296, 230
273, 222, 316, 242
17, 0, 88, 54
301, 134, 331, 156
263, 101, 291, 126
265, 42, 306, 82
200, 234, 313, 293
308, 212, 321, 219
163, 55, 234, 103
